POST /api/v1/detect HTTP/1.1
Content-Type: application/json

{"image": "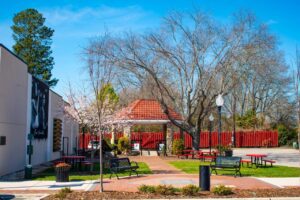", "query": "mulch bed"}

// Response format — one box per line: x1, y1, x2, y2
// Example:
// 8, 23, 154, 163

43, 187, 300, 199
